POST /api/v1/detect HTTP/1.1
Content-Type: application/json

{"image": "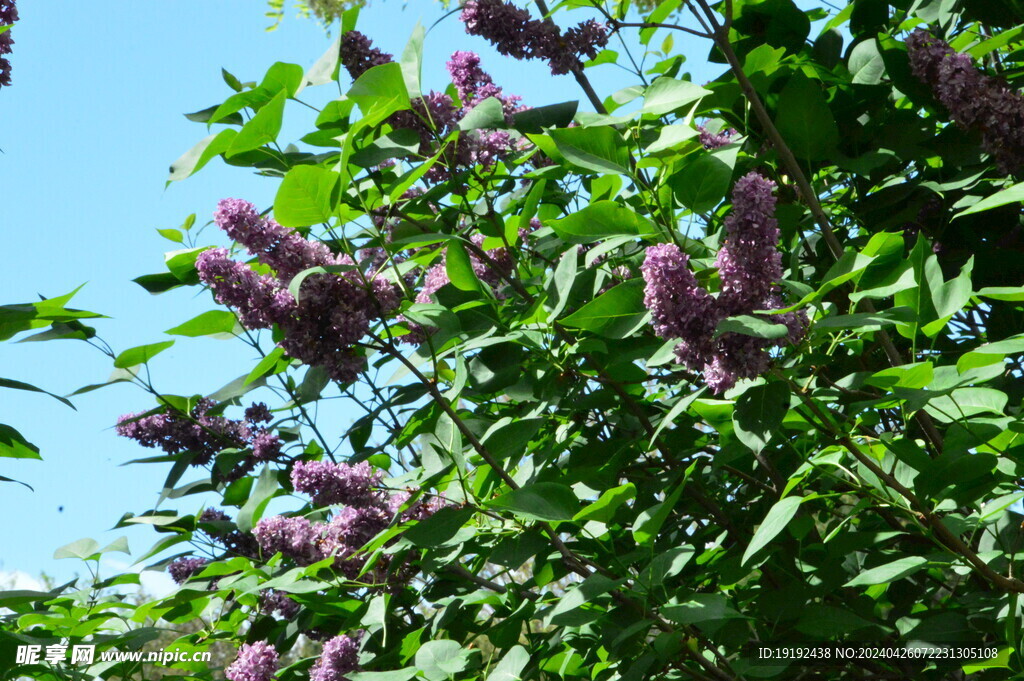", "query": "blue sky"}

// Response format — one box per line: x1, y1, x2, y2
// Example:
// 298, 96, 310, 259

0, 0, 827, 587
